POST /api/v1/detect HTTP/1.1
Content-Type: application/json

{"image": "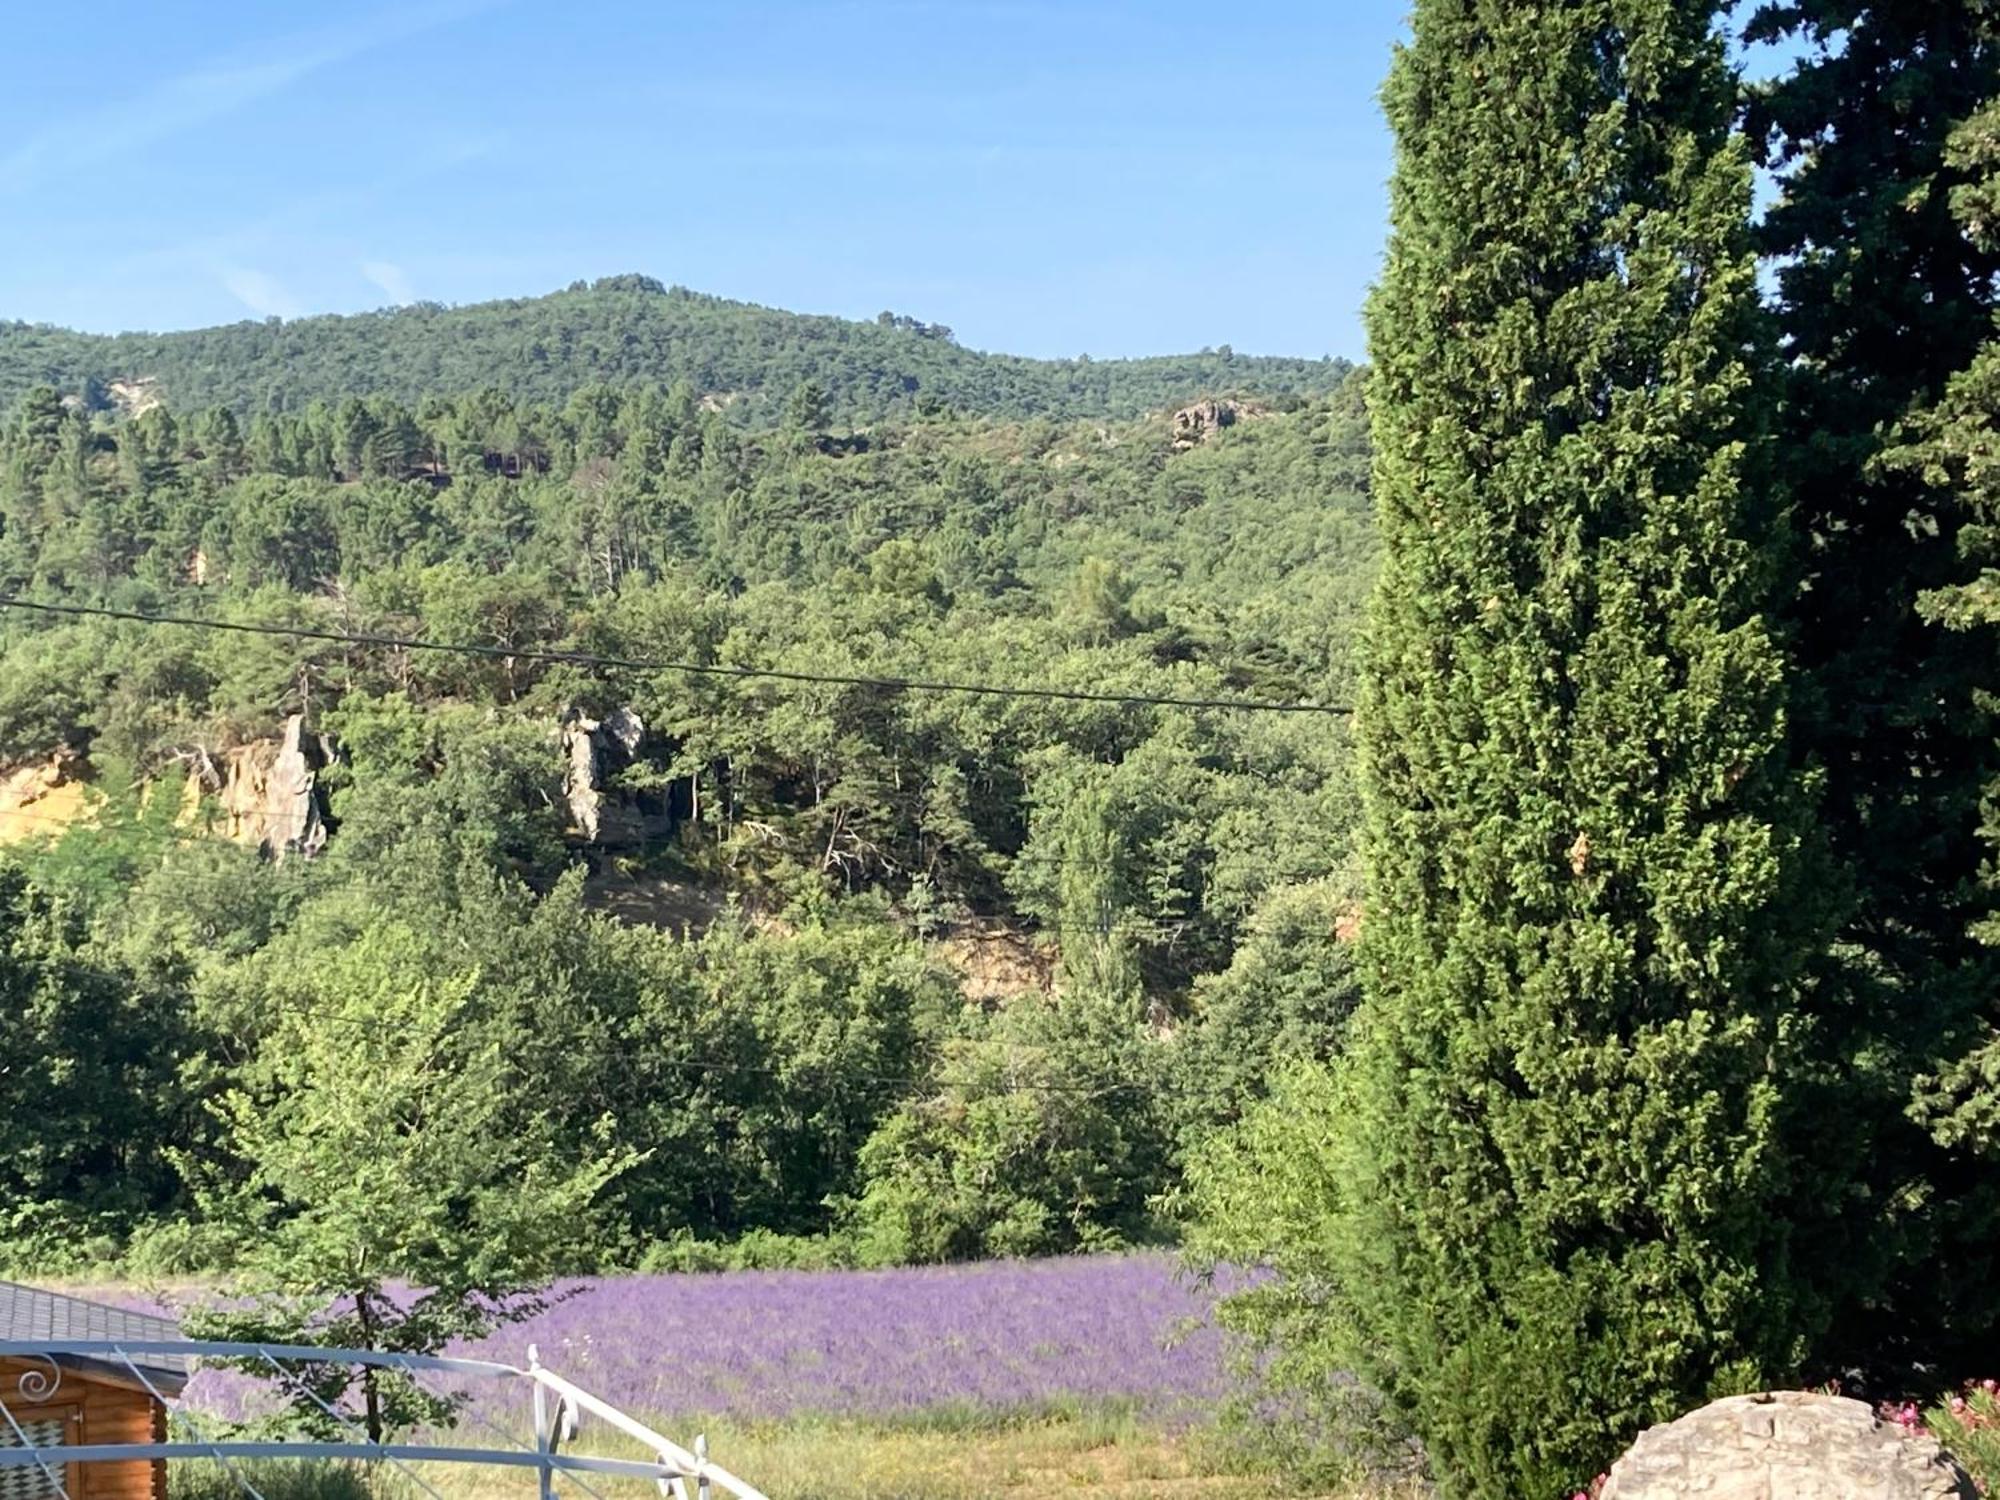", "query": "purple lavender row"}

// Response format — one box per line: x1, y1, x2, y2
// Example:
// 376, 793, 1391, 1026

117, 1253, 1237, 1429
